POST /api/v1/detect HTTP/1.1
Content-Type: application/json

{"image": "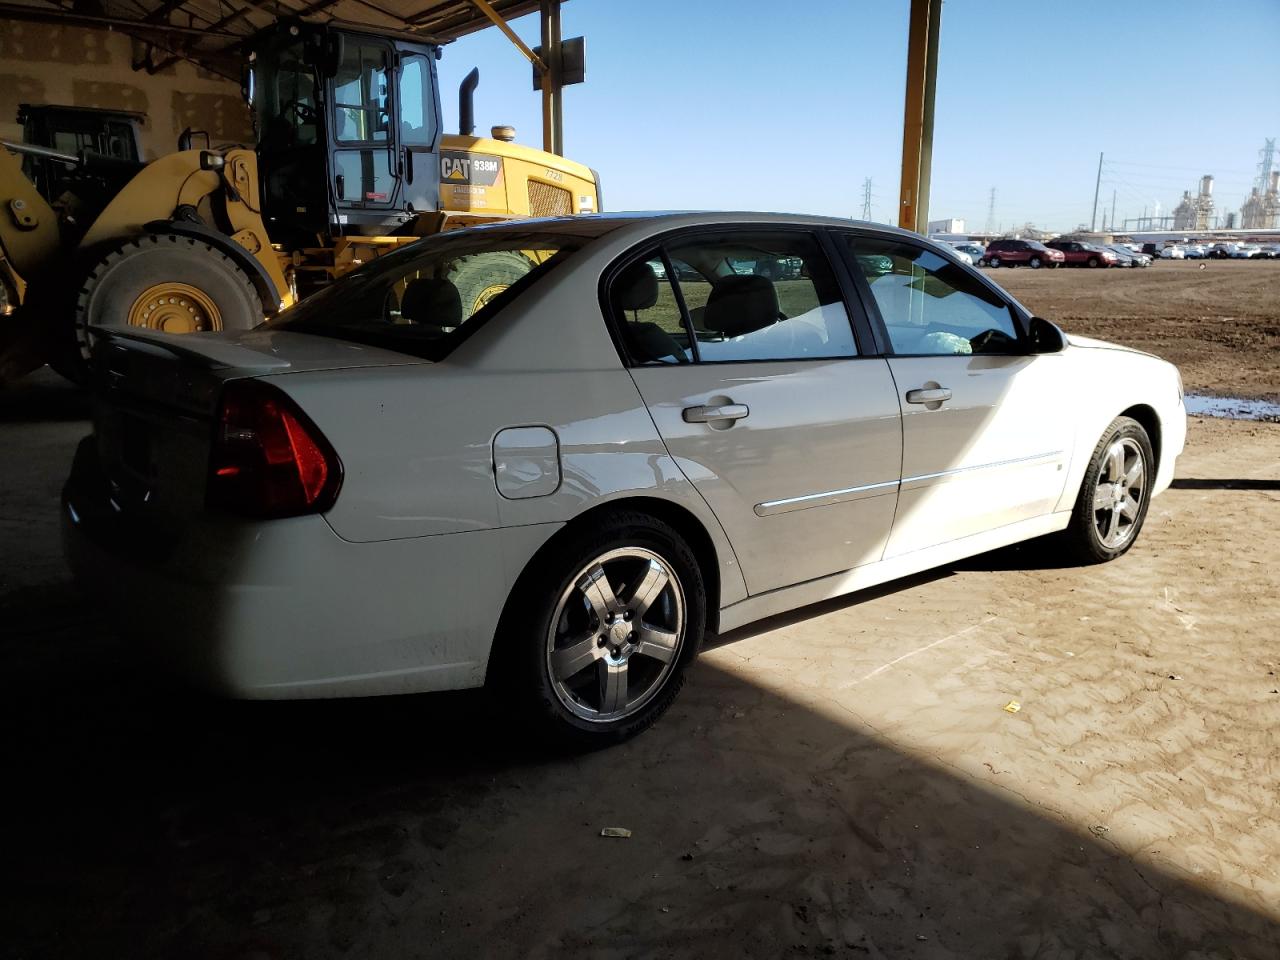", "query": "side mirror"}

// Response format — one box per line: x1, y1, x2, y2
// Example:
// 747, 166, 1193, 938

1027, 316, 1066, 354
